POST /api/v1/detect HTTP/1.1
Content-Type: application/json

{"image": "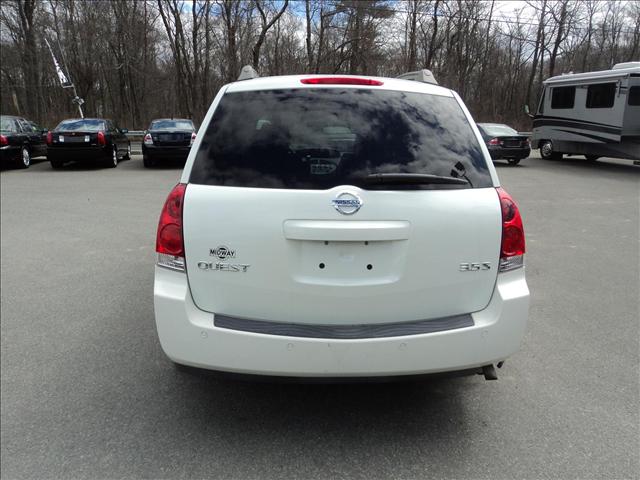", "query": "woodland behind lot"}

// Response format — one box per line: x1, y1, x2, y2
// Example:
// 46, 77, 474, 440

1, 0, 638, 130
